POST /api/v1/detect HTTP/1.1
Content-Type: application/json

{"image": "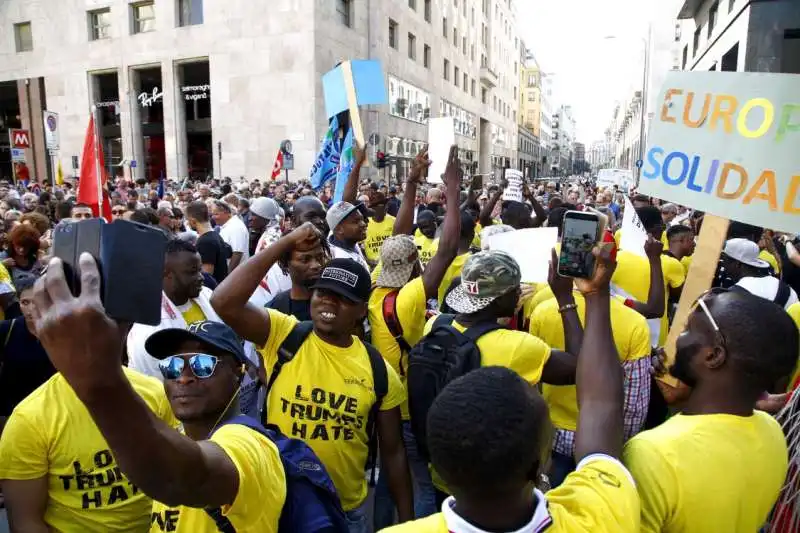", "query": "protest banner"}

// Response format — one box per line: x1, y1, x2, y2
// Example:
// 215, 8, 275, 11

639, 71, 800, 392
502, 169, 524, 202
485, 227, 558, 283
427, 117, 455, 184
619, 196, 647, 257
